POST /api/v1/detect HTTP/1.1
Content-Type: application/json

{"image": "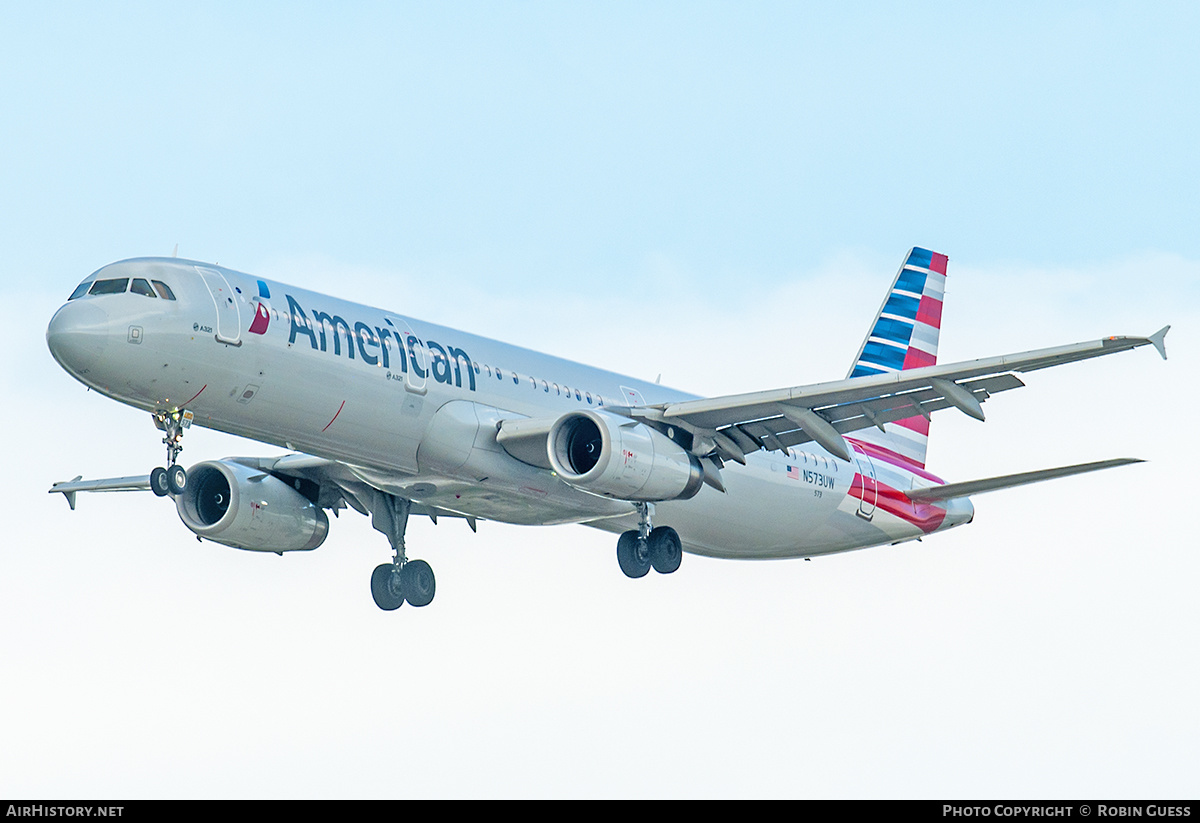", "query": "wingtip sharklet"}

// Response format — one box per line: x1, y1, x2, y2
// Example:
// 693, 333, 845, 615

1148, 325, 1170, 360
